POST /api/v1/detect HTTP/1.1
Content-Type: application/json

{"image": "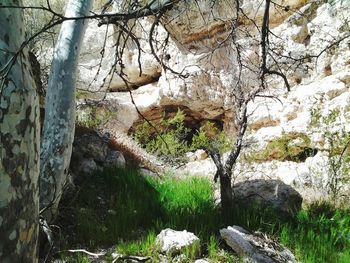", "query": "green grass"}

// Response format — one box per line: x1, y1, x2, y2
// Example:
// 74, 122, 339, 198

116, 231, 157, 256
151, 176, 221, 238
279, 203, 350, 263
71, 167, 164, 246
206, 235, 240, 263
65, 166, 350, 263
229, 201, 350, 263
70, 167, 221, 247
